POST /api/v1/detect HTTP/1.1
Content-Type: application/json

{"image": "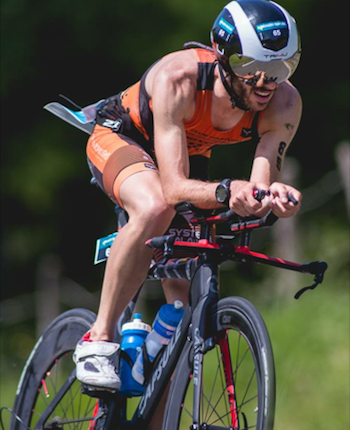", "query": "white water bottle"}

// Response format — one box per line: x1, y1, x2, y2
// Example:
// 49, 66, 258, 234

132, 300, 184, 385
